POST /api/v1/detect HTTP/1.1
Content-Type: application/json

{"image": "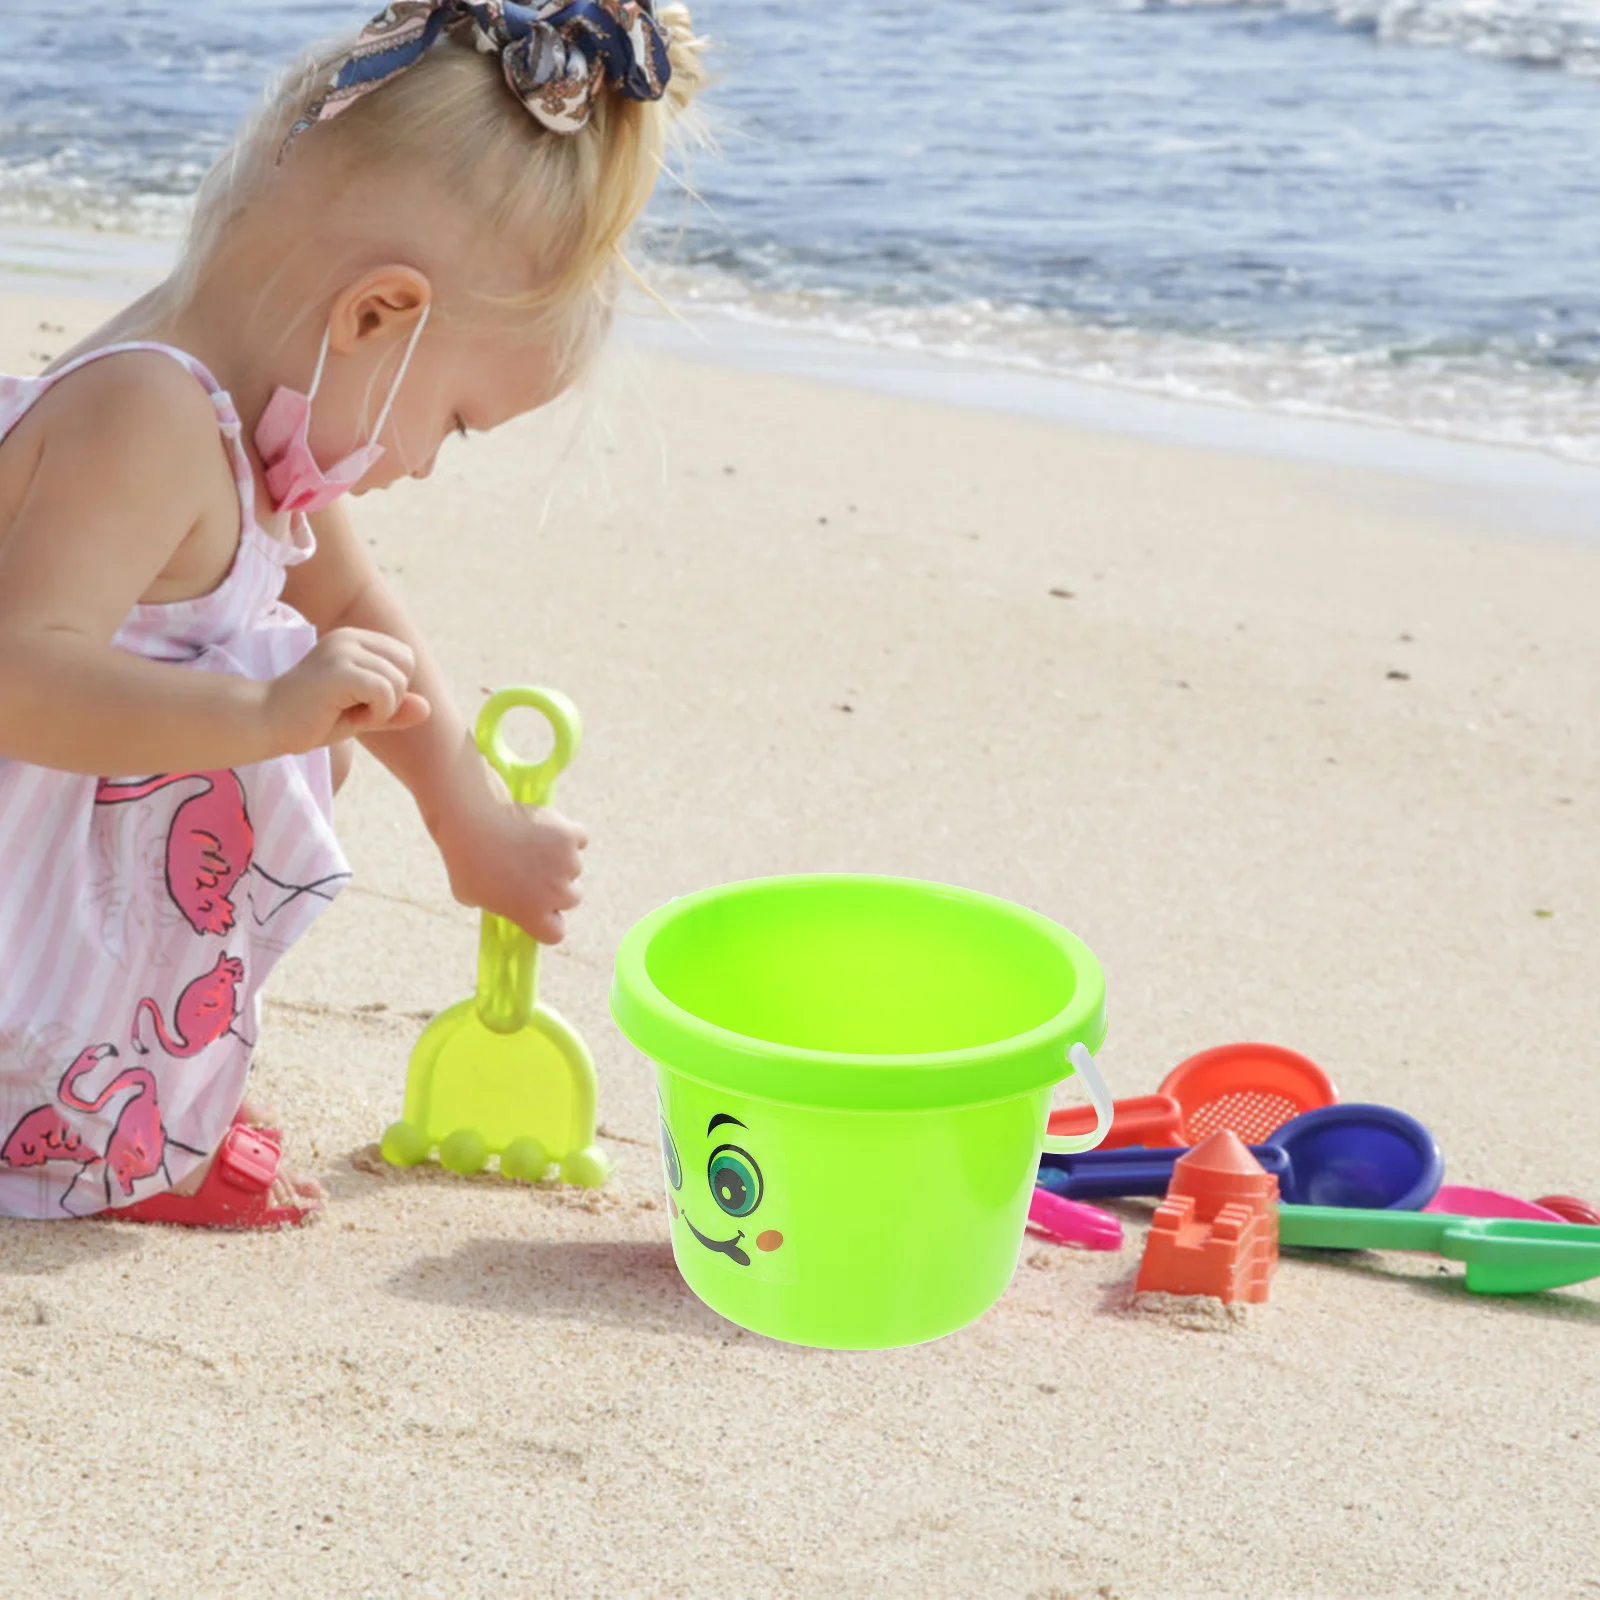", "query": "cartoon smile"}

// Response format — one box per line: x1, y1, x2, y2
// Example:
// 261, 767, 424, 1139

682, 1210, 751, 1267
659, 1106, 784, 1269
